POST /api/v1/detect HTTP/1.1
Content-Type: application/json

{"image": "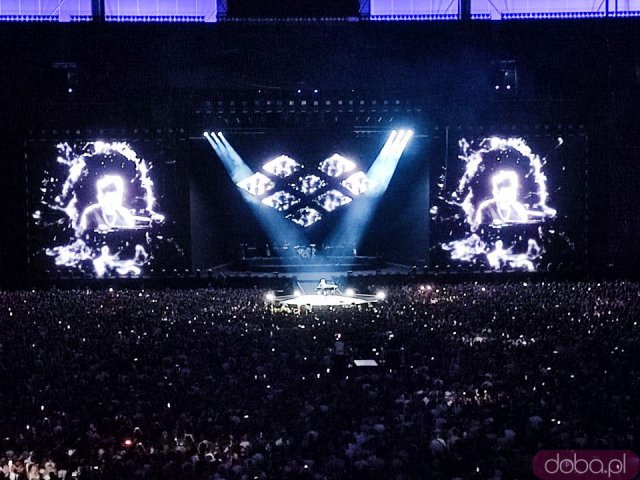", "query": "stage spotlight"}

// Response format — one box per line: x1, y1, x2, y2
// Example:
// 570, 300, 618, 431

205, 131, 253, 183
375, 291, 386, 300
294, 290, 301, 297
345, 288, 355, 297
328, 128, 412, 251
206, 132, 312, 270
265, 292, 275, 302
